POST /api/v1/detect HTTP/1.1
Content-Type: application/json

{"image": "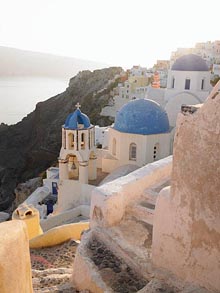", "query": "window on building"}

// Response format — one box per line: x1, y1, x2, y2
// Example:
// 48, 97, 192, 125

172, 77, 175, 88
185, 78, 191, 90
68, 133, 74, 149
81, 133, 85, 149
129, 143, 137, 160
153, 143, 160, 161
112, 138, 116, 156
201, 79, 205, 90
